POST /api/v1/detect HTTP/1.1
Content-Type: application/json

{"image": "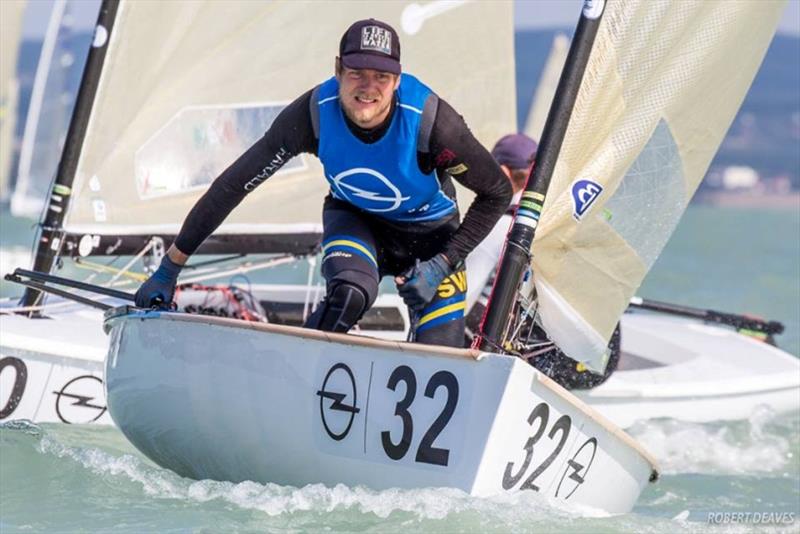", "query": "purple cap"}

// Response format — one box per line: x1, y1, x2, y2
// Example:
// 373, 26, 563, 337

339, 19, 401, 75
491, 133, 538, 169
